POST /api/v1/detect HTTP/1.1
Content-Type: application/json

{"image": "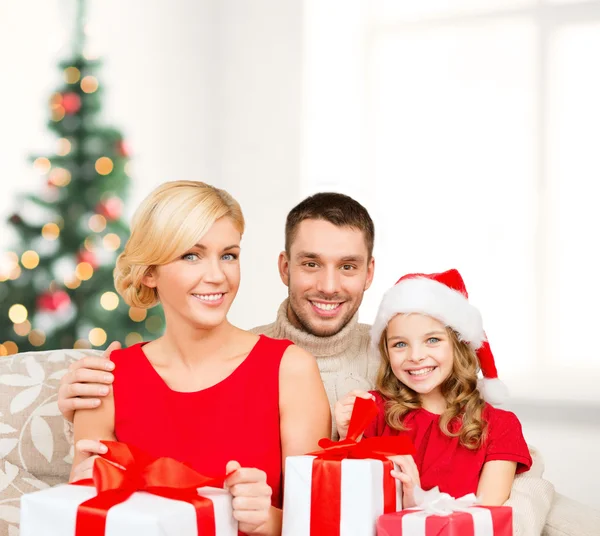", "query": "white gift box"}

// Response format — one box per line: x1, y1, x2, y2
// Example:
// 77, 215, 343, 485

282, 455, 402, 536
20, 483, 237, 536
